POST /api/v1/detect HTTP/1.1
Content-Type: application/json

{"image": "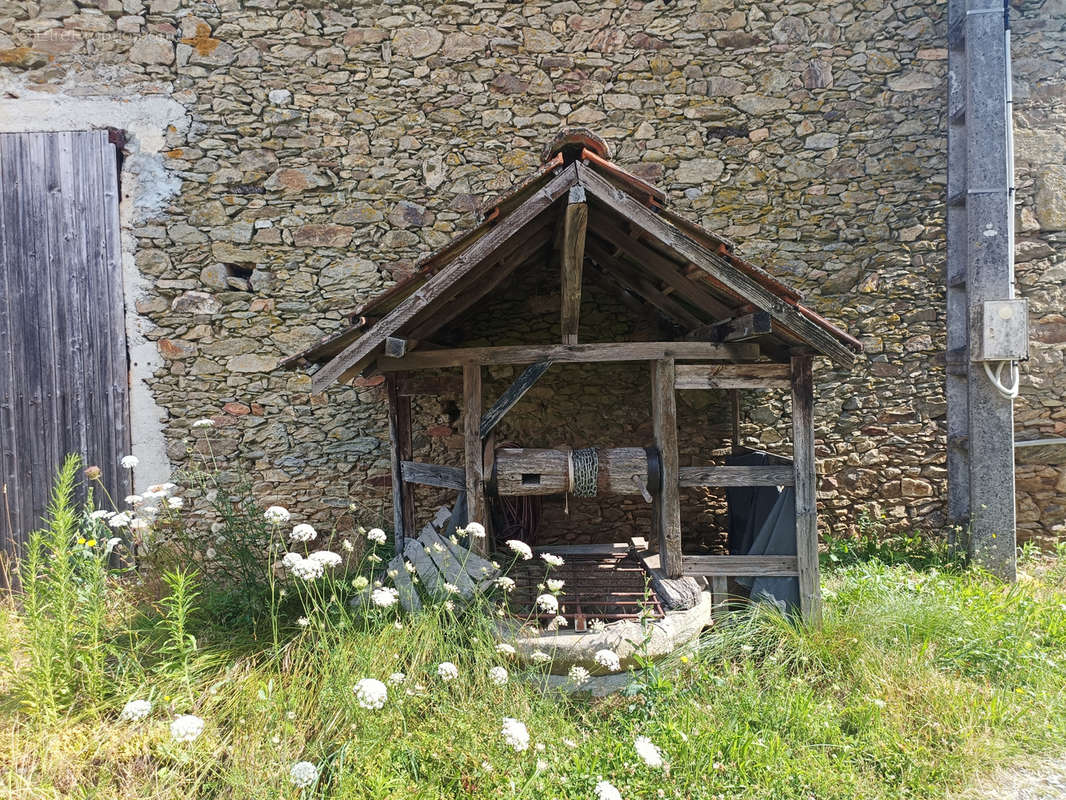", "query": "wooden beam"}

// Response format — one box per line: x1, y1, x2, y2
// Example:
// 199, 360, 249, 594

386, 375, 415, 548
311, 164, 578, 392
577, 162, 857, 367
587, 216, 735, 319
395, 374, 462, 396
463, 363, 487, 556
378, 341, 759, 371
651, 358, 682, 578
674, 363, 790, 390
480, 360, 552, 439
686, 311, 773, 343
678, 465, 794, 487
401, 461, 465, 490
791, 354, 821, 624
730, 389, 741, 449
586, 241, 705, 329
561, 185, 588, 345
682, 554, 799, 577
